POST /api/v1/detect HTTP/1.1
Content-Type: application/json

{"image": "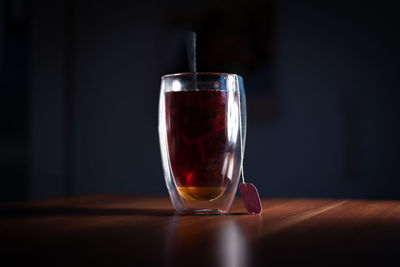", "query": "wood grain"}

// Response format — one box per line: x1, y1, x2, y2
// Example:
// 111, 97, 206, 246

1, 195, 399, 266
